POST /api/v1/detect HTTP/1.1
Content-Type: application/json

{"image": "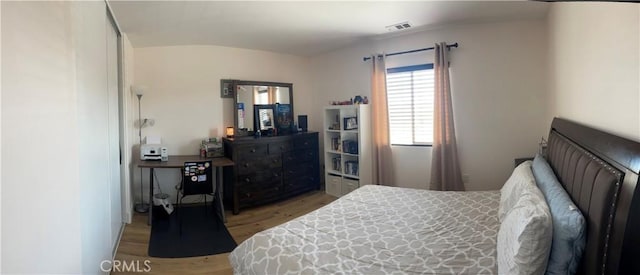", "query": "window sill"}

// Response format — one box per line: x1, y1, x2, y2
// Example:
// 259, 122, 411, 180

391, 144, 432, 147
